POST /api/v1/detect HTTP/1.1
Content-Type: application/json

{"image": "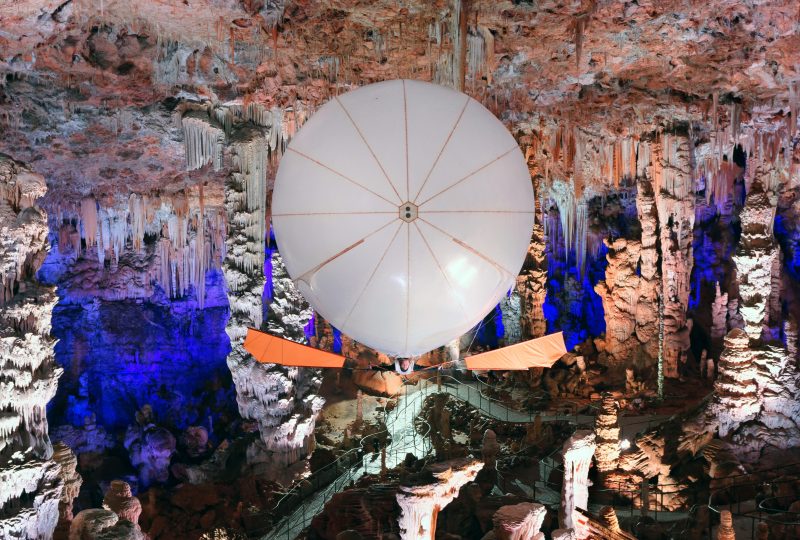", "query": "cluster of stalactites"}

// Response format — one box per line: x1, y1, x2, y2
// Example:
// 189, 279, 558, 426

229, 138, 268, 278
182, 116, 225, 171
699, 91, 799, 209
56, 191, 225, 307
